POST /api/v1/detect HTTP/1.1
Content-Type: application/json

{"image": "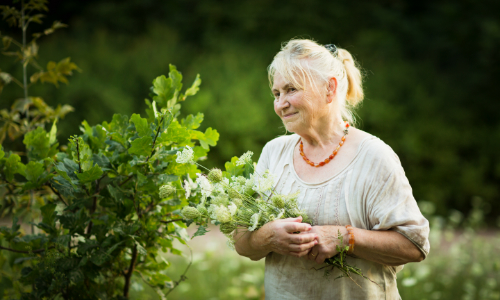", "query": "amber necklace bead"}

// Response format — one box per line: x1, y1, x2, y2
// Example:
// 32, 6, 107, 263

299, 122, 349, 168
